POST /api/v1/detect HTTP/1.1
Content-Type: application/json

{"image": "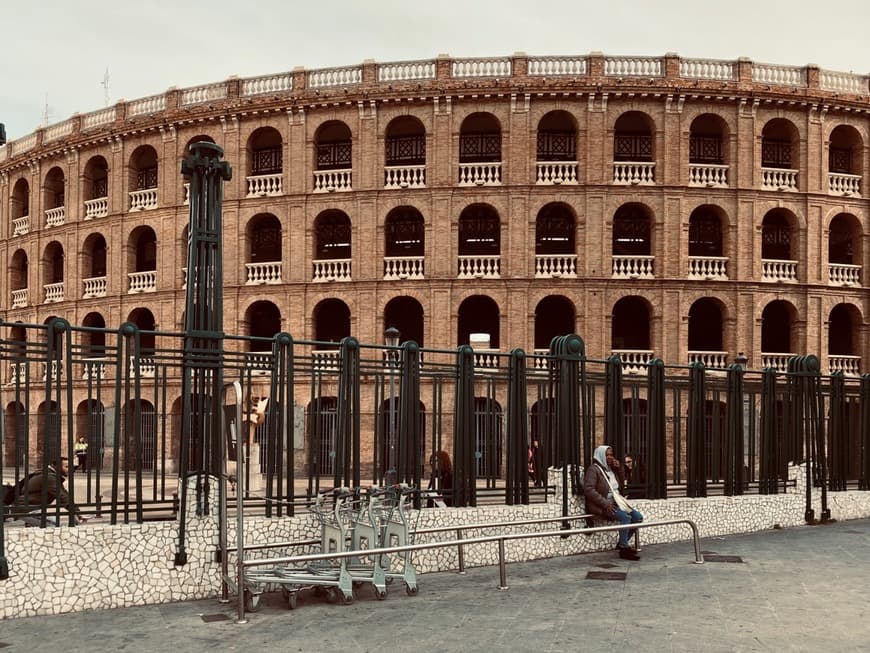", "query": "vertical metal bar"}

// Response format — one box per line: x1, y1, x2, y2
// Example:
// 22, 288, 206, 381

497, 538, 508, 590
